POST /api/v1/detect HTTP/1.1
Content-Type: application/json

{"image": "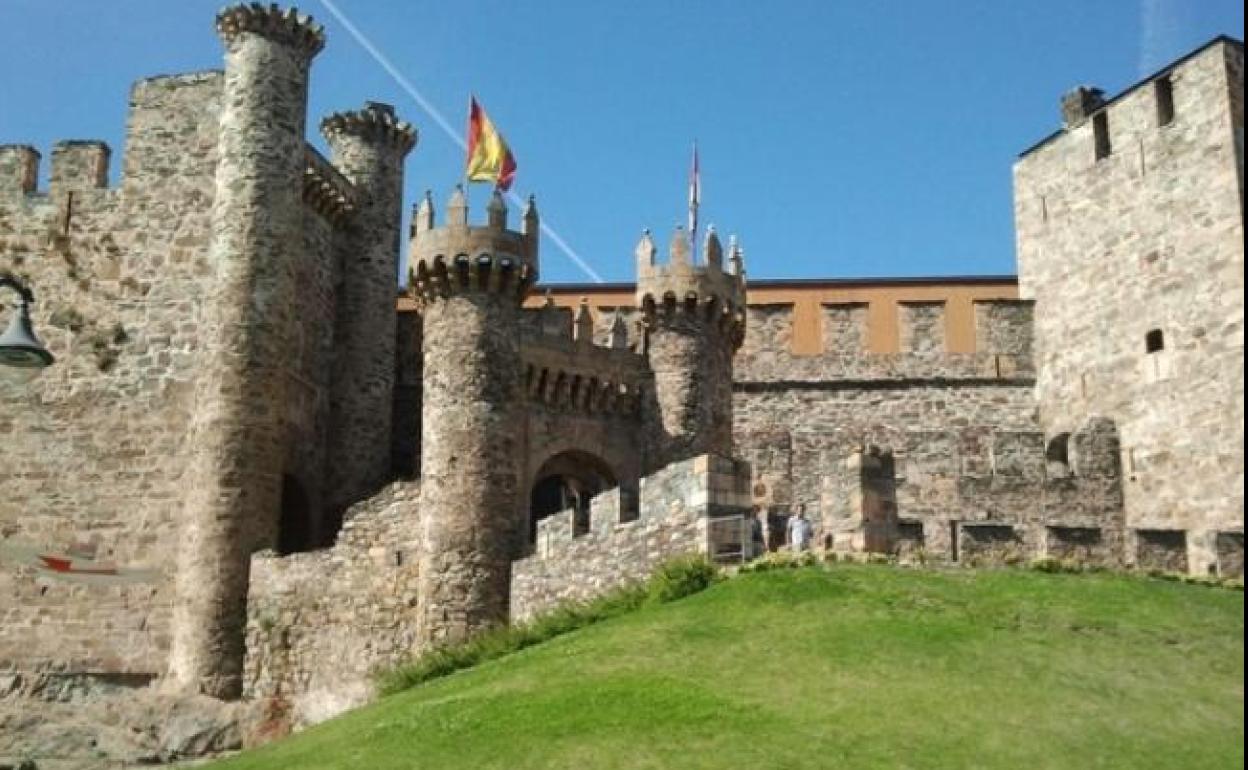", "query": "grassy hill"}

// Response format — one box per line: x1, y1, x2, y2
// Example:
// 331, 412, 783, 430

212, 564, 1244, 770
